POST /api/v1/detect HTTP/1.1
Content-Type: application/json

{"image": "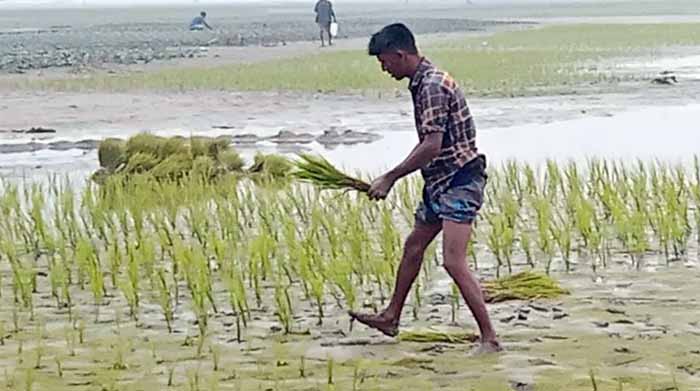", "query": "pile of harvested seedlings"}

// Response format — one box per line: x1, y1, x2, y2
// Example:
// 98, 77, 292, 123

482, 271, 569, 303
93, 133, 291, 183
